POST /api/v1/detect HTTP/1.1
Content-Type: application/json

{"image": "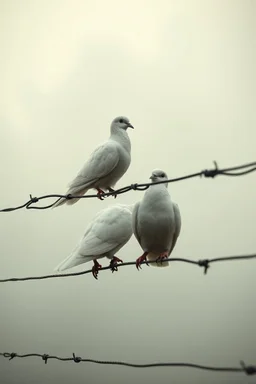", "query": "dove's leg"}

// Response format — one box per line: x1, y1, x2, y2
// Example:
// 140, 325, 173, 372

109, 256, 123, 273
92, 259, 102, 279
156, 251, 169, 265
96, 188, 105, 200
136, 251, 149, 270
107, 187, 117, 199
